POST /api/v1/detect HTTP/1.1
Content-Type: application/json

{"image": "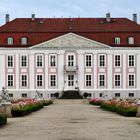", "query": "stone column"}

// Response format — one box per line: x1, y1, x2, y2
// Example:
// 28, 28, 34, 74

136, 101, 140, 117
